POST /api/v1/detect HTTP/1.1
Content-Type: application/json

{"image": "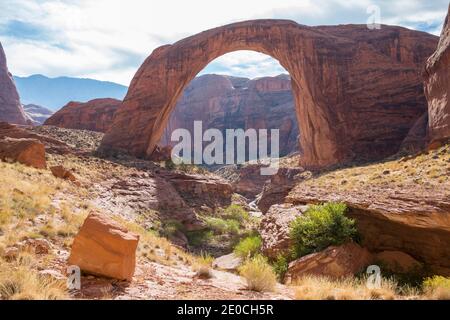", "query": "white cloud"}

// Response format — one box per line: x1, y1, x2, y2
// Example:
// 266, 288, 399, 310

0, 0, 448, 85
